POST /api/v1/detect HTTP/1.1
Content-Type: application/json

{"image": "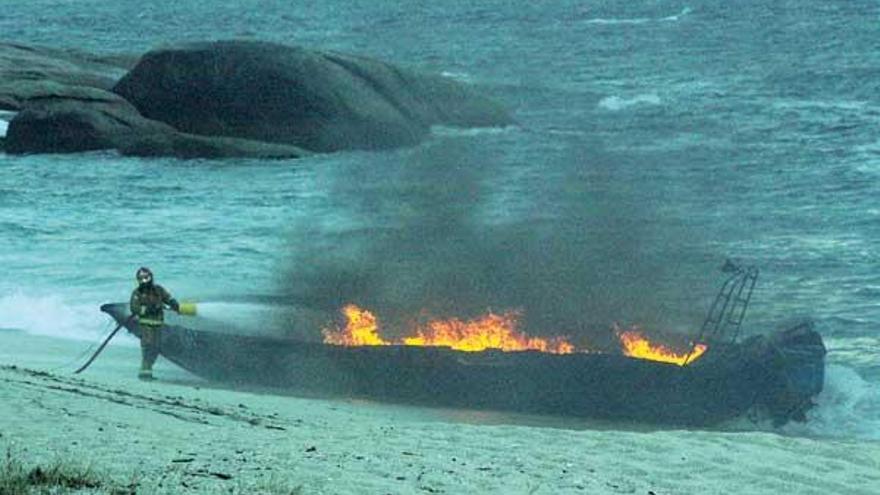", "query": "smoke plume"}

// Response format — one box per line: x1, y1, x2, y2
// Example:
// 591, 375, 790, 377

280, 133, 717, 346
